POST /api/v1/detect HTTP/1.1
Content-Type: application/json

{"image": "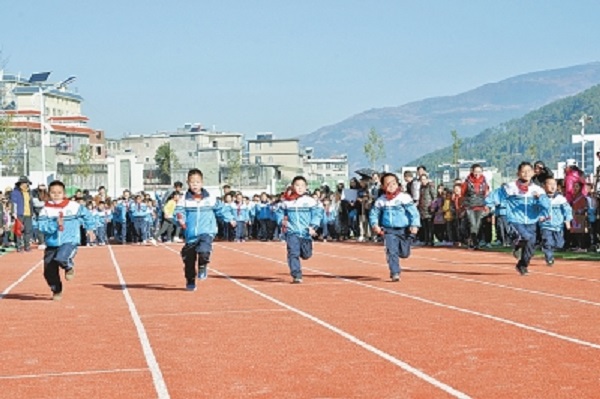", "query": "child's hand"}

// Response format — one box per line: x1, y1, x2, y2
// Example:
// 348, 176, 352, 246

308, 227, 317, 237
372, 225, 382, 236
409, 226, 418, 235
230, 220, 237, 228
